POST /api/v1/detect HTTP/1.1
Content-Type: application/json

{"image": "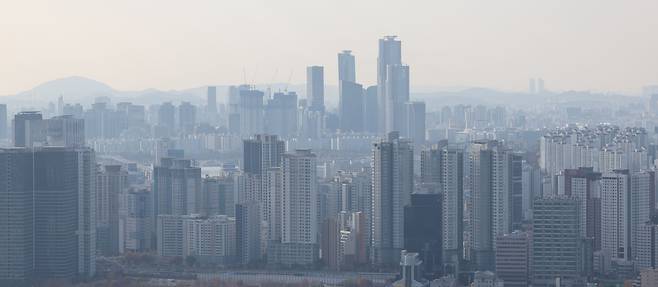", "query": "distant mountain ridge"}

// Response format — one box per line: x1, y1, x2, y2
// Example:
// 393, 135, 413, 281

0, 76, 643, 111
